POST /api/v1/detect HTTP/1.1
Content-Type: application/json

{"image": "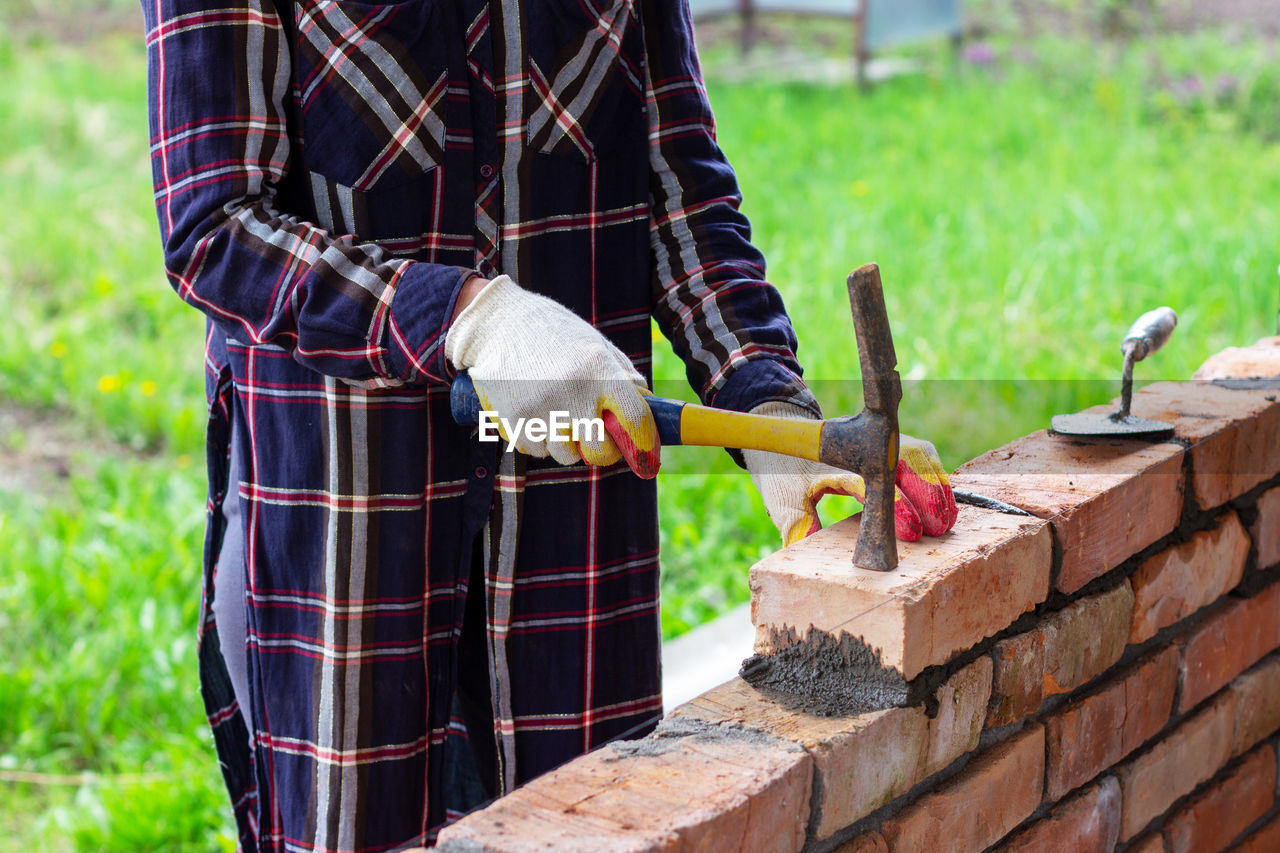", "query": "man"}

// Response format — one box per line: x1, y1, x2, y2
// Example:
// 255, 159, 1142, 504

141, 0, 956, 849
